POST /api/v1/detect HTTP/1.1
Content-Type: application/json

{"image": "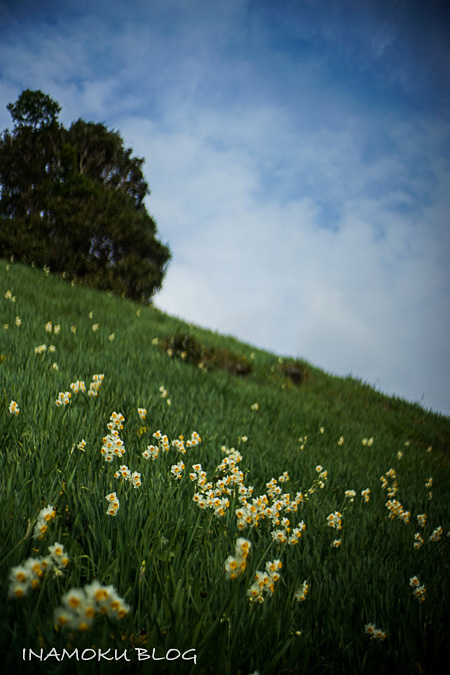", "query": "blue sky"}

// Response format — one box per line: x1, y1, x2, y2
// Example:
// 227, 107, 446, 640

1, 0, 449, 415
